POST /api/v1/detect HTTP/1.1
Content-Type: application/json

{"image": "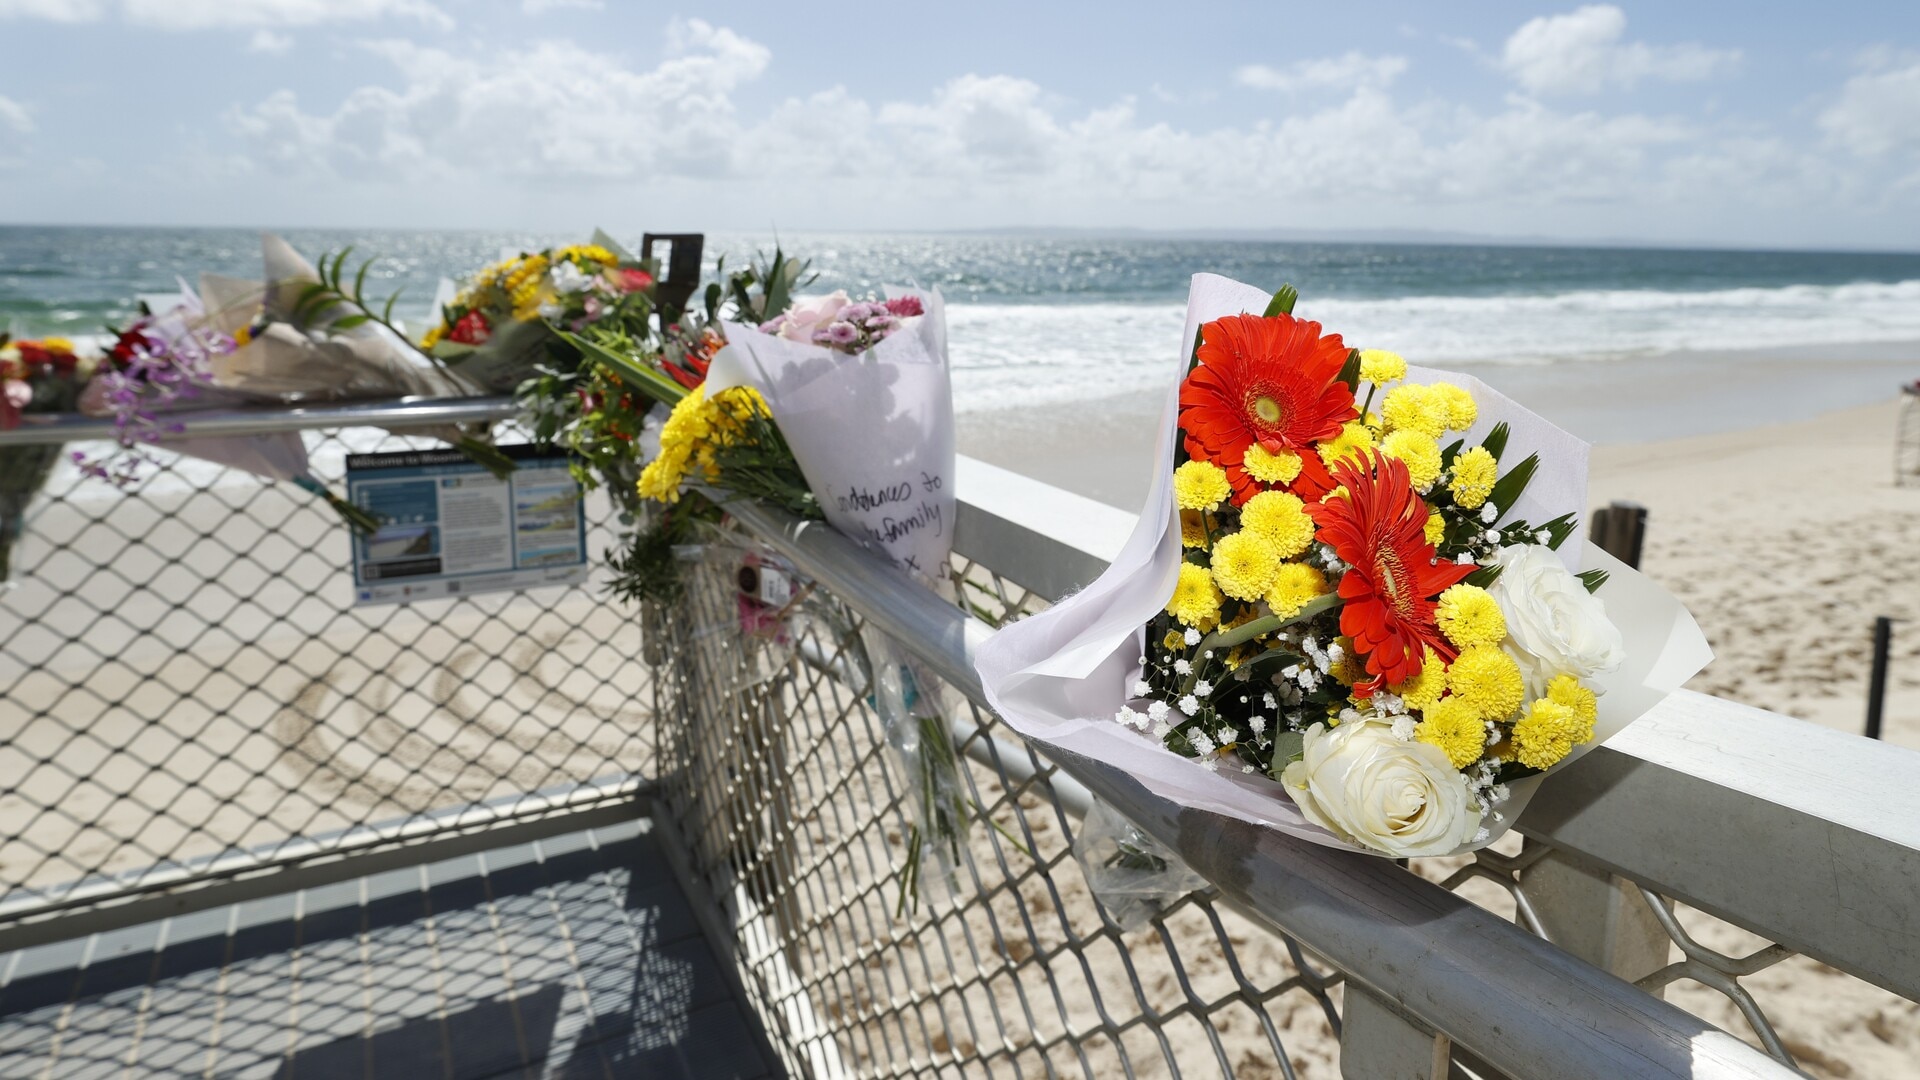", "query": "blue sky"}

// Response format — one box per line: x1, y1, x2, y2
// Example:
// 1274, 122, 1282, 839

2, 1, 1918, 247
